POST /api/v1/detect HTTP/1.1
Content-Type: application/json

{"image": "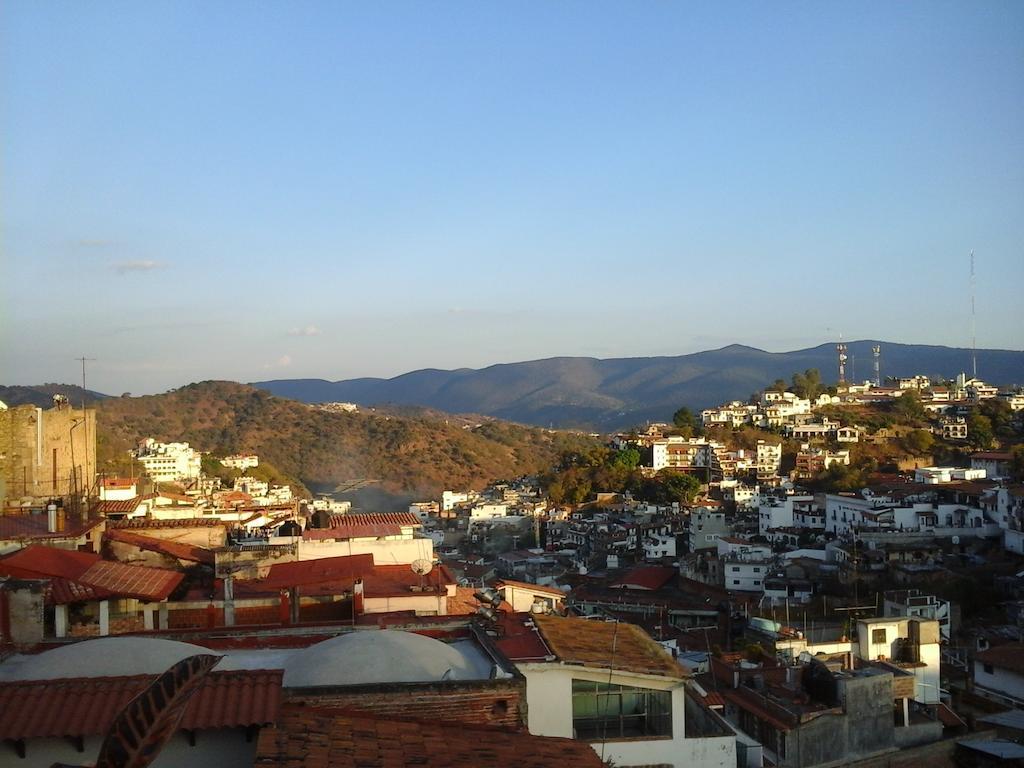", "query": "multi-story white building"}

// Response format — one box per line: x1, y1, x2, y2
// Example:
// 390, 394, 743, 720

758, 494, 818, 535
717, 537, 773, 593
221, 453, 259, 470
470, 503, 508, 520
134, 439, 201, 483
687, 506, 729, 553
441, 490, 472, 511
883, 589, 953, 640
